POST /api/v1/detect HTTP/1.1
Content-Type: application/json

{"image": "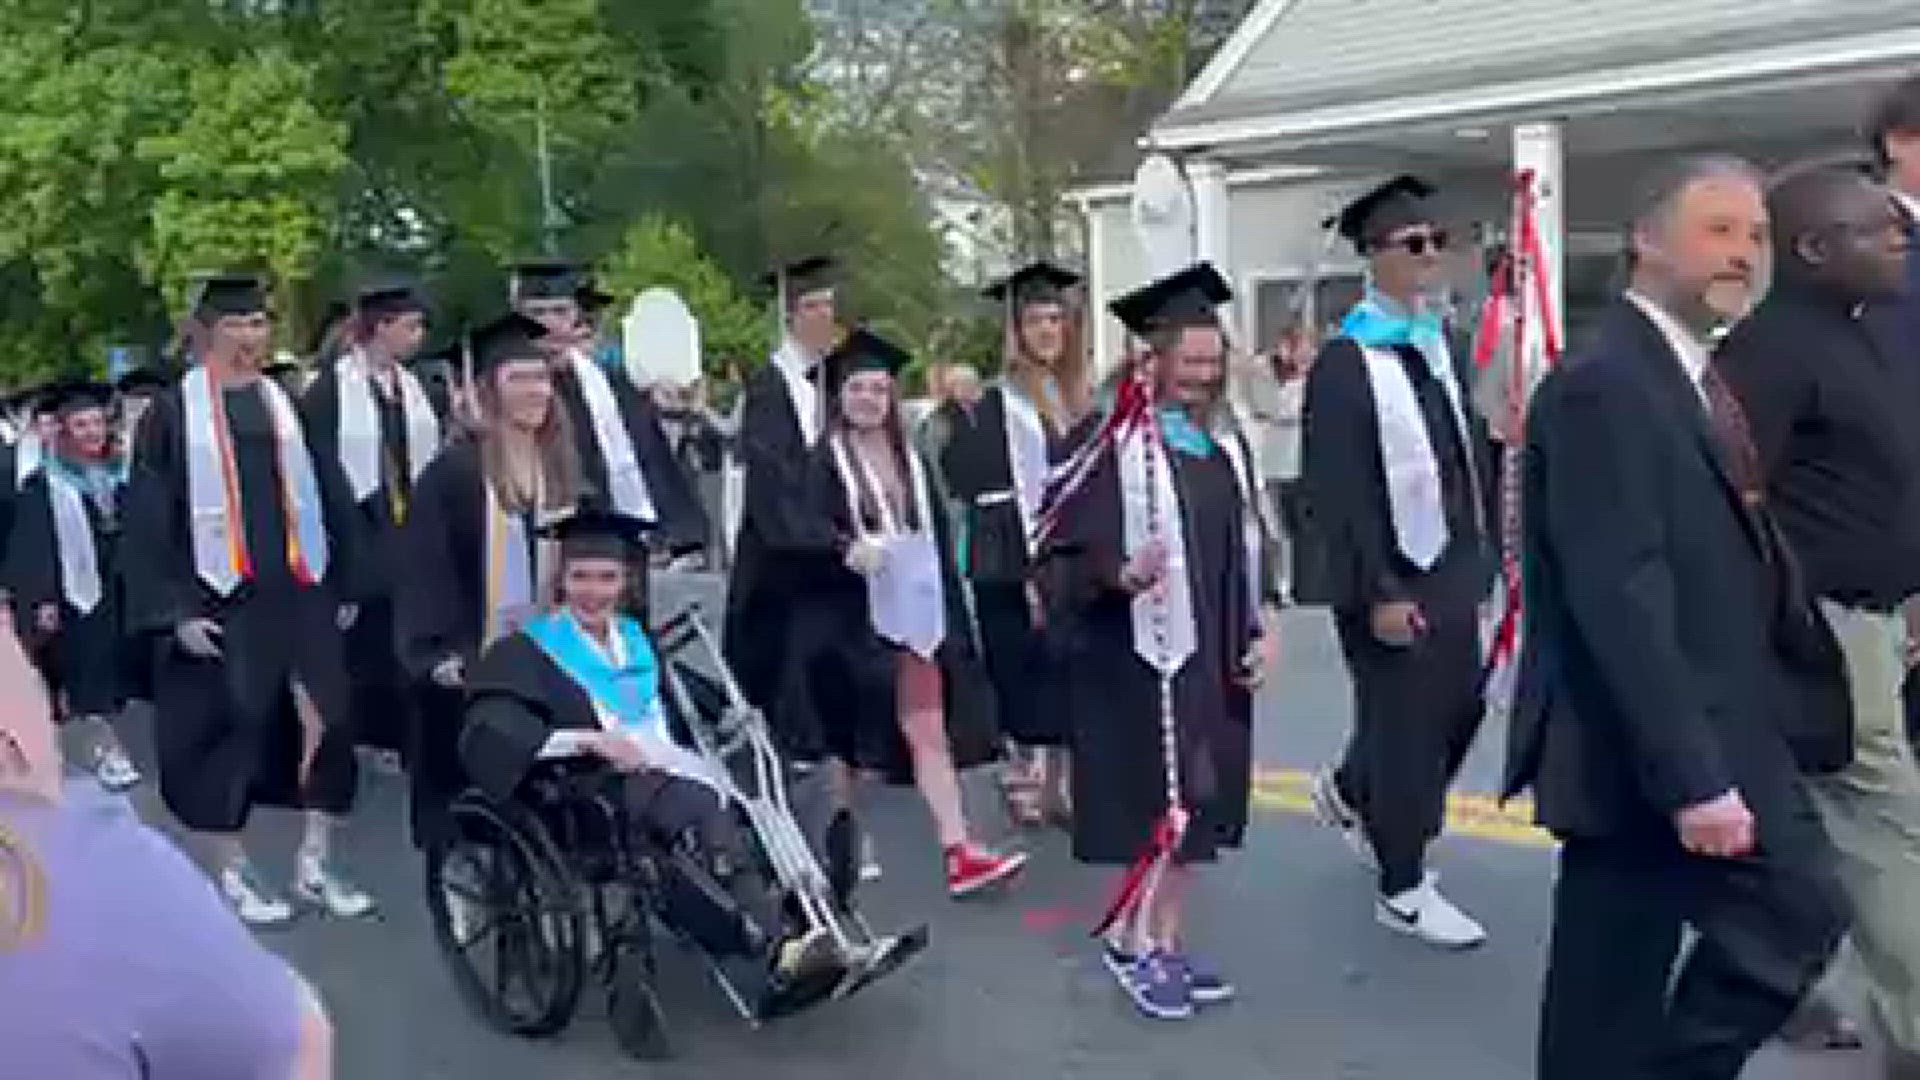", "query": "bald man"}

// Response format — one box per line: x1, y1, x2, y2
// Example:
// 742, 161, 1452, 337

1717, 163, 1920, 1068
